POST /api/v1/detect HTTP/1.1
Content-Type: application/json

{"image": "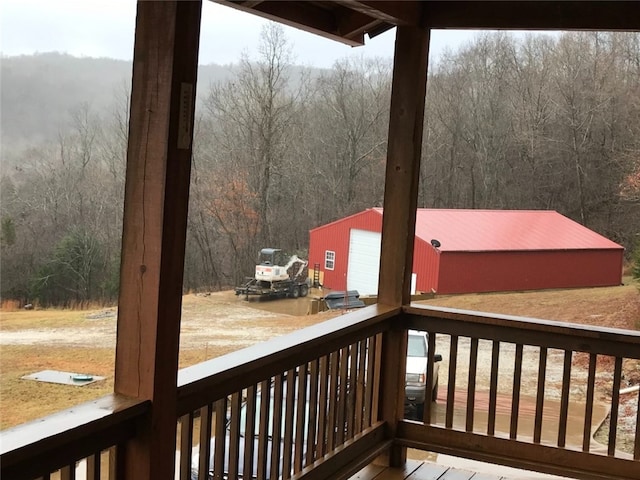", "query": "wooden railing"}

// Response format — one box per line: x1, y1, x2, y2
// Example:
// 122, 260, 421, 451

0, 394, 149, 480
3, 302, 639, 480
399, 303, 640, 480
174, 304, 399, 480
